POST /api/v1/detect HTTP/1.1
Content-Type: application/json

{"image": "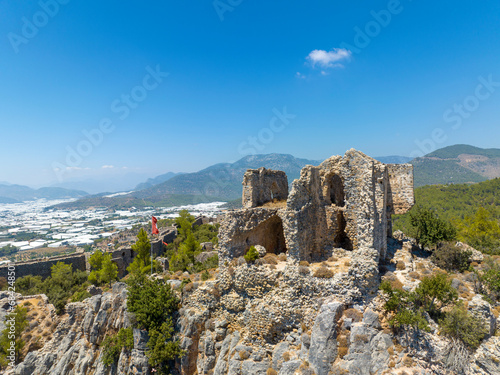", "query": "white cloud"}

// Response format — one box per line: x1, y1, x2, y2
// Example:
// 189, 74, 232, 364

296, 72, 306, 79
306, 48, 351, 69
65, 167, 90, 171
101, 165, 115, 169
